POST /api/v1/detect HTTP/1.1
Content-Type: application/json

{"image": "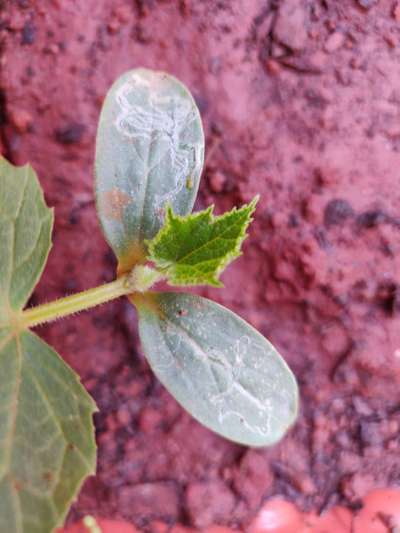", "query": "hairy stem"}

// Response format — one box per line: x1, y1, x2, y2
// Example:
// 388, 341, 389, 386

20, 266, 163, 329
